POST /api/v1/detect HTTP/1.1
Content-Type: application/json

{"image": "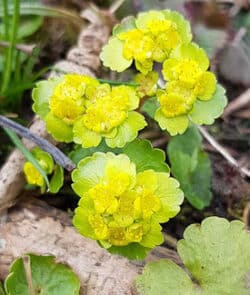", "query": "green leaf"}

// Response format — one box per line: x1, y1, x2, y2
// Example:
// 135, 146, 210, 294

108, 243, 151, 260
4, 128, 50, 188
100, 37, 132, 72
189, 84, 227, 125
194, 24, 227, 59
5, 254, 80, 295
112, 16, 136, 35
49, 165, 64, 193
32, 77, 62, 120
123, 139, 170, 173
141, 97, 159, 118
136, 260, 194, 295
17, 16, 42, 39
0, 282, 5, 295
167, 125, 212, 209
135, 217, 250, 295
69, 141, 121, 165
